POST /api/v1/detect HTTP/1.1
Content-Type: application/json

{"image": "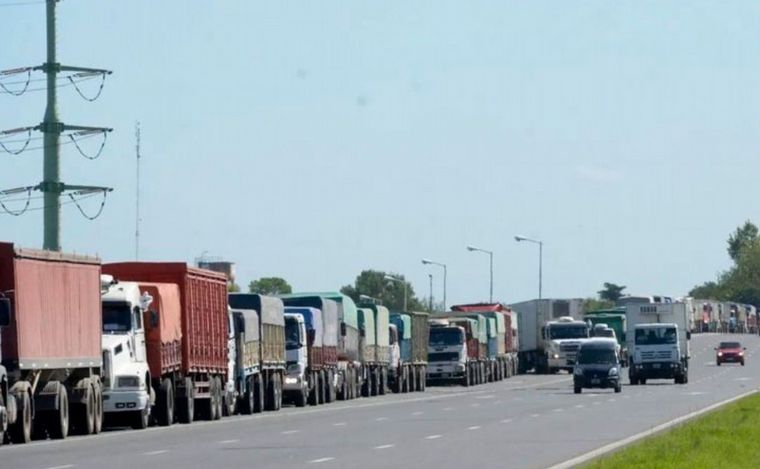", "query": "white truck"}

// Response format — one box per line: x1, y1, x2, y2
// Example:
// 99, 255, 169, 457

626, 303, 690, 385
100, 276, 154, 429
510, 299, 587, 374
426, 322, 470, 385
